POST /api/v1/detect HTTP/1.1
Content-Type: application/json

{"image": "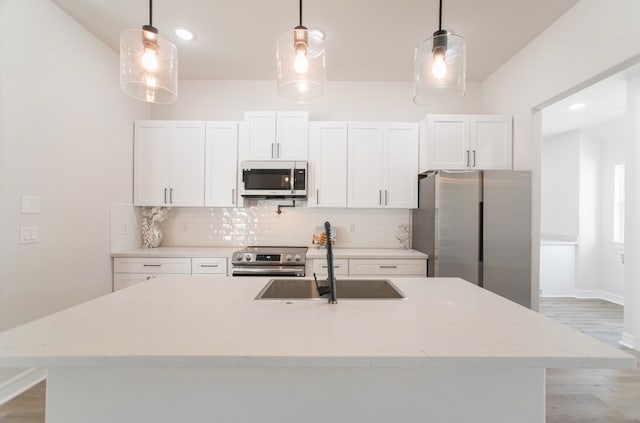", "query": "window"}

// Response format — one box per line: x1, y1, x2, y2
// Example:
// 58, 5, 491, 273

613, 164, 625, 243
